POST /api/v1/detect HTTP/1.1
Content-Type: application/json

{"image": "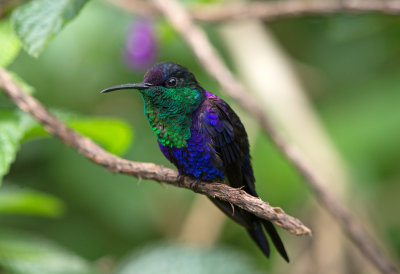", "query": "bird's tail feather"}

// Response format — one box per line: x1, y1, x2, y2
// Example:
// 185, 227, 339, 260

209, 197, 289, 262
241, 169, 290, 262
263, 220, 290, 262
247, 222, 270, 258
